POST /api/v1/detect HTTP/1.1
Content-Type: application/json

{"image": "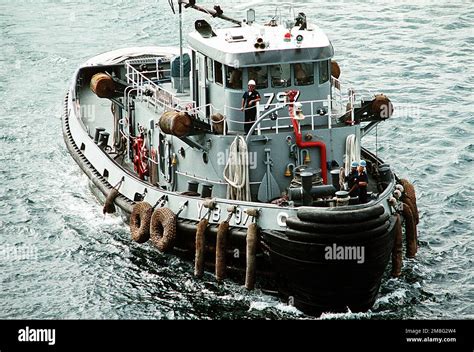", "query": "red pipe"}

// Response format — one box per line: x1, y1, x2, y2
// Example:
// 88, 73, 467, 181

287, 91, 327, 184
